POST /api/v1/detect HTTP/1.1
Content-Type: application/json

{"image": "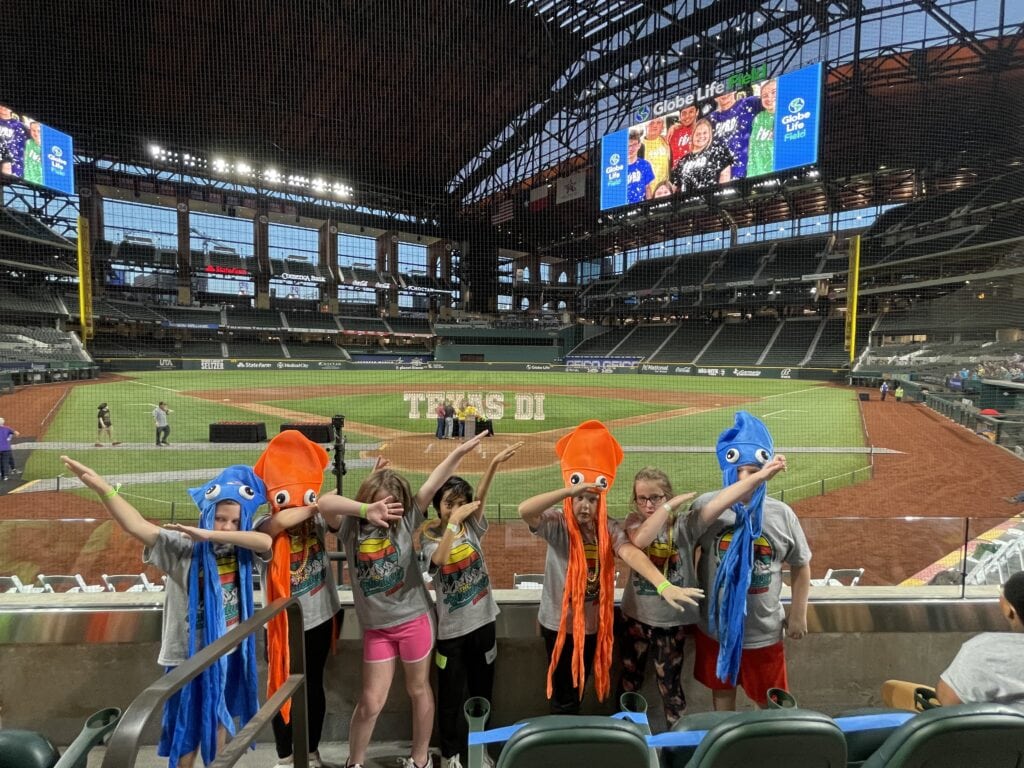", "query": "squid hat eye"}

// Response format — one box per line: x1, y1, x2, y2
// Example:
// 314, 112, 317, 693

568, 471, 585, 485
204, 484, 221, 500
716, 411, 774, 475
